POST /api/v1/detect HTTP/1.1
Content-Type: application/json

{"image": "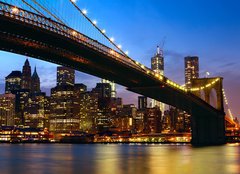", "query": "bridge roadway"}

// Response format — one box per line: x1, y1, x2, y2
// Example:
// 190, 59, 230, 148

0, 2, 225, 146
